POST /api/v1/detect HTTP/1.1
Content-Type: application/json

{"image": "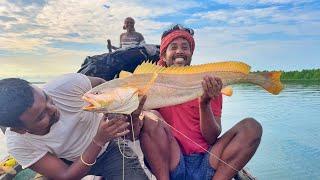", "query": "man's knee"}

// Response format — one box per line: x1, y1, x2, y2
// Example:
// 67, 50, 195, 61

141, 117, 162, 135
239, 118, 263, 139
141, 117, 177, 147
